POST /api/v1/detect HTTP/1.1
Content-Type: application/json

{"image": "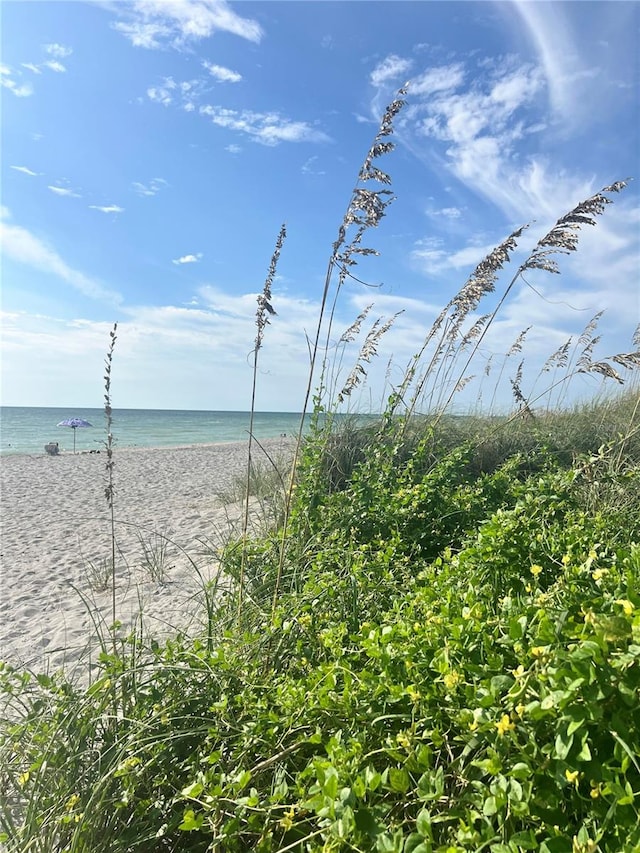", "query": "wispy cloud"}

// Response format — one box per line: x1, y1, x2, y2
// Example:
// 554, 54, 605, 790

11, 166, 41, 177
202, 61, 242, 83
0, 65, 34, 97
427, 205, 463, 219
411, 237, 502, 276
225, 144, 242, 154
113, 0, 263, 50
44, 43, 72, 59
0, 217, 122, 304
48, 185, 81, 198
172, 253, 203, 265
400, 57, 549, 220
14, 45, 73, 79
199, 104, 329, 146
132, 178, 168, 197
147, 81, 174, 106
370, 54, 413, 88
89, 204, 124, 214
43, 60, 67, 73
410, 63, 466, 95
301, 155, 326, 176
146, 76, 205, 111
